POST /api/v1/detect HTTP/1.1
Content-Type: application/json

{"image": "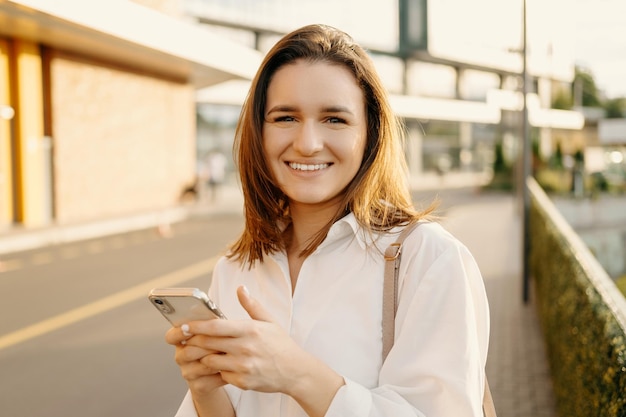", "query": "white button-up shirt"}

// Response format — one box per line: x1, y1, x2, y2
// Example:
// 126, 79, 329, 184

175, 214, 490, 417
